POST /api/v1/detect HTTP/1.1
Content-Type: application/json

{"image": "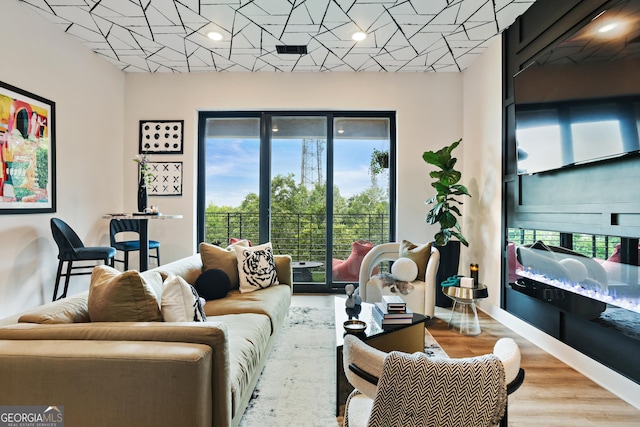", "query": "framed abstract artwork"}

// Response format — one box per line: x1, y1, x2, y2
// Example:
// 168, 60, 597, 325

139, 120, 183, 154
0, 80, 56, 214
147, 161, 183, 196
